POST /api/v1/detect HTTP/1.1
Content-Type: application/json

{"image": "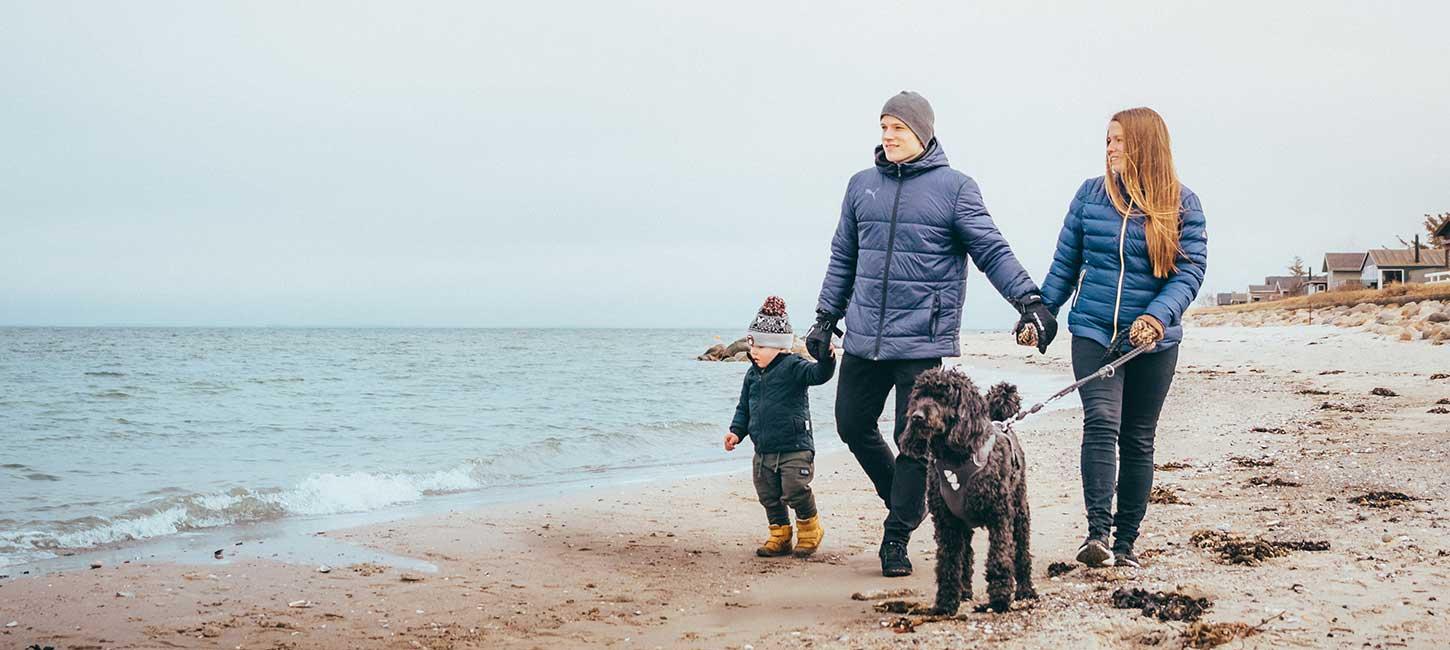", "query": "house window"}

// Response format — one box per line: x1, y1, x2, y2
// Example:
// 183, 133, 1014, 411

1382, 269, 1405, 285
